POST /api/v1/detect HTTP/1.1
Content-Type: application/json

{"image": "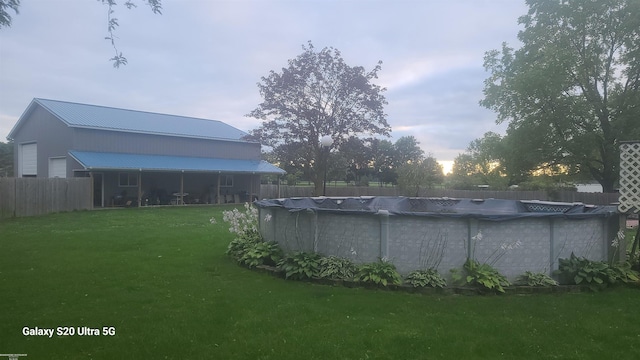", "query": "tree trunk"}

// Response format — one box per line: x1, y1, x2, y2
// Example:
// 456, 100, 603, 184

600, 177, 616, 193
313, 178, 323, 196
589, 161, 616, 193
313, 160, 325, 196
599, 153, 617, 193
598, 110, 618, 193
